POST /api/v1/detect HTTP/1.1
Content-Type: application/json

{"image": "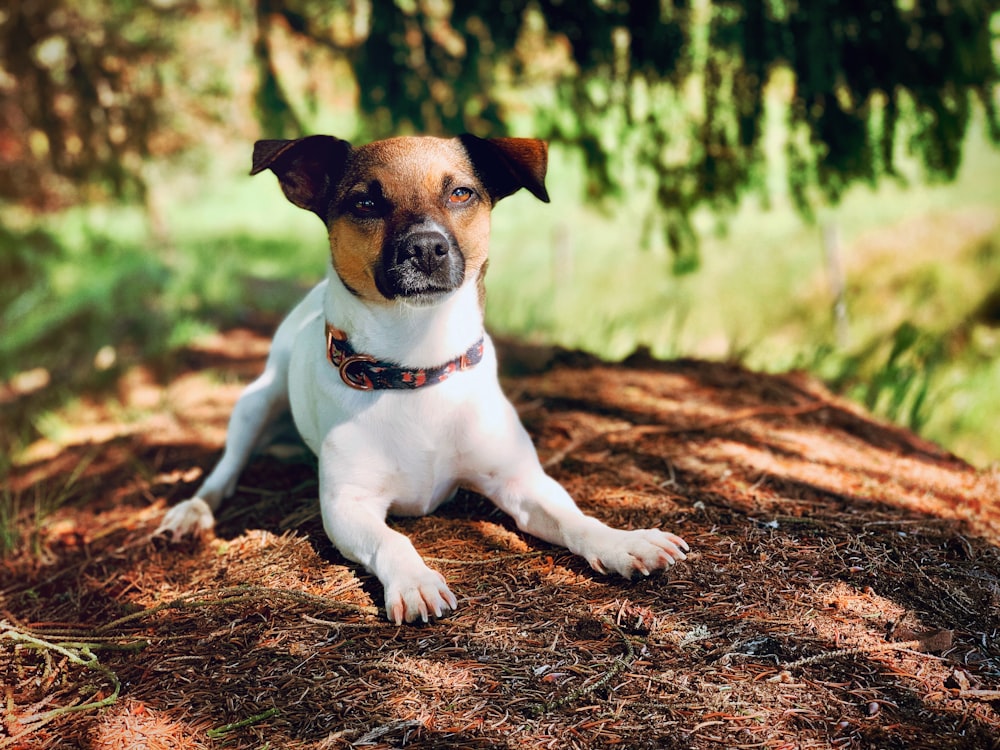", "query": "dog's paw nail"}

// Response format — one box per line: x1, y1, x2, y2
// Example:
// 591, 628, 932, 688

666, 533, 690, 553
389, 603, 404, 626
